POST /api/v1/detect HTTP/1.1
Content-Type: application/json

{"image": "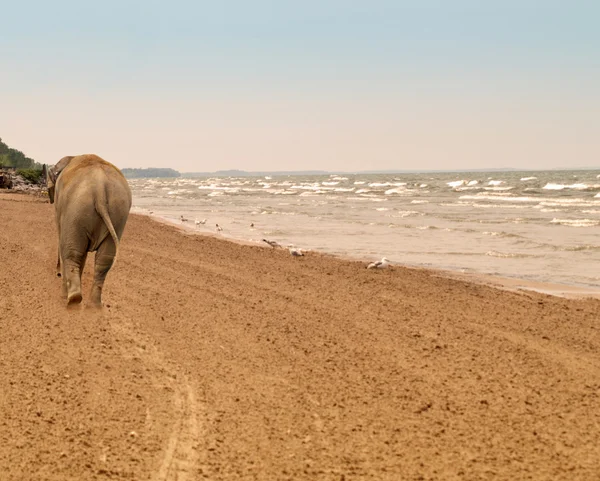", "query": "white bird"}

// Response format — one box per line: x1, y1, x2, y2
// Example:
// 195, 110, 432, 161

289, 247, 304, 257
195, 218, 206, 227
216, 224, 223, 232
367, 257, 390, 269
180, 215, 189, 223
262, 238, 280, 249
